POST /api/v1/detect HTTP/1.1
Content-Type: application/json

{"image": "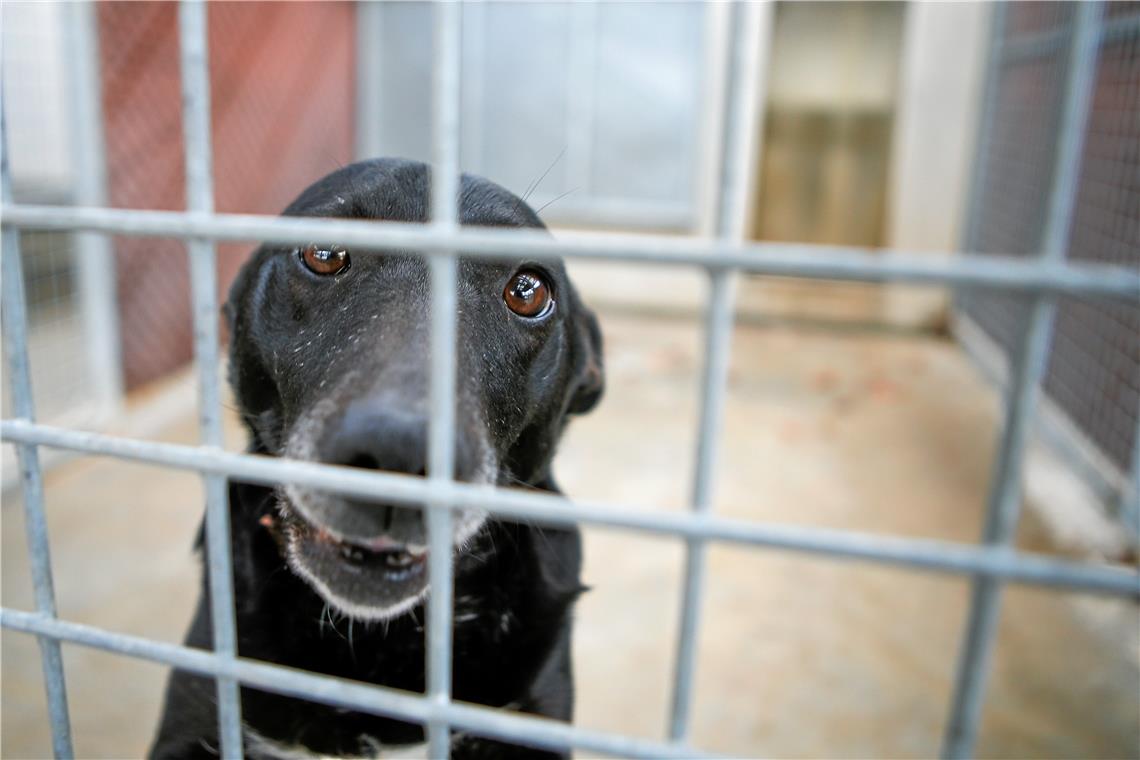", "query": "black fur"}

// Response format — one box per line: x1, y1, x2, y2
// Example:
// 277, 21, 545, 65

149, 158, 603, 759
